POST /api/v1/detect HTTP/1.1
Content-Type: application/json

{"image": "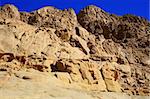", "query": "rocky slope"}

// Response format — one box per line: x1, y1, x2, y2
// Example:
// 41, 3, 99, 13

0, 4, 150, 98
